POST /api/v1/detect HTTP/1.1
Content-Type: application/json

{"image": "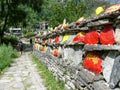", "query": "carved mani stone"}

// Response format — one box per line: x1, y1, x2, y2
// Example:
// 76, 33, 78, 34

109, 55, 120, 89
